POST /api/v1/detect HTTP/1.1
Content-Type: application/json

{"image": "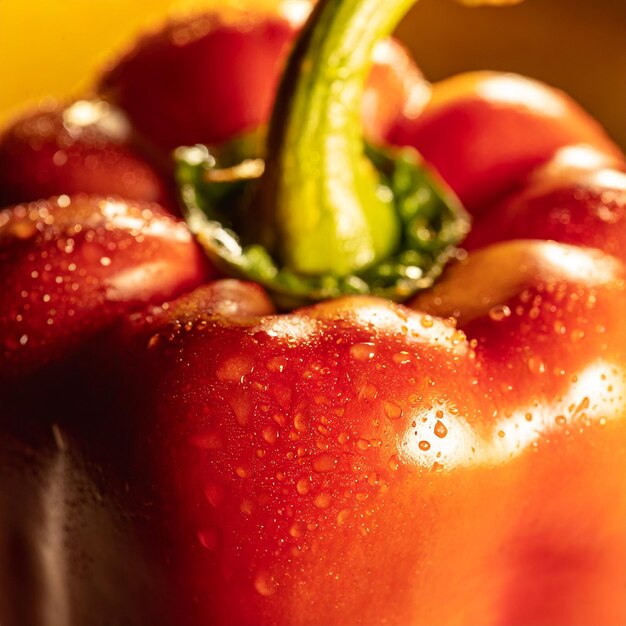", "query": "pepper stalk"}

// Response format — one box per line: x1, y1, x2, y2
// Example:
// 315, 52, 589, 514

257, 0, 418, 275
